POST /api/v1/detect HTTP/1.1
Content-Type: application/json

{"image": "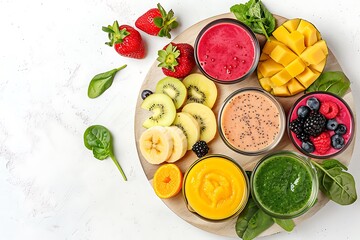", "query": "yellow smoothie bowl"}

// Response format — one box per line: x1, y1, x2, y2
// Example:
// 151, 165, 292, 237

182, 154, 249, 222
